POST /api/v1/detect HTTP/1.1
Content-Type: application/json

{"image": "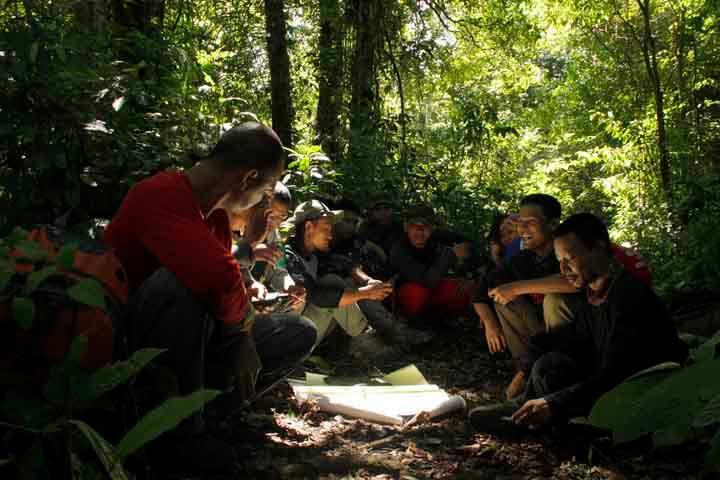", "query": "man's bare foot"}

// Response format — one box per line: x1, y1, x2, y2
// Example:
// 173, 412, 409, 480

505, 371, 526, 400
